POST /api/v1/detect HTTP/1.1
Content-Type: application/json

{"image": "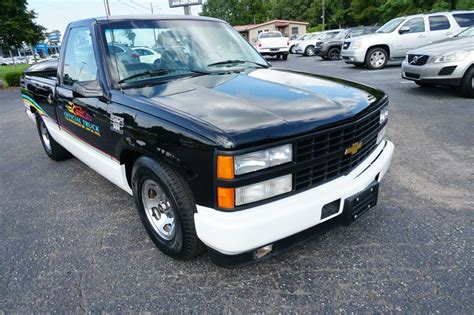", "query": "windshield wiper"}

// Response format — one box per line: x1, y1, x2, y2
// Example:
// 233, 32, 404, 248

207, 60, 269, 68
118, 68, 210, 84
